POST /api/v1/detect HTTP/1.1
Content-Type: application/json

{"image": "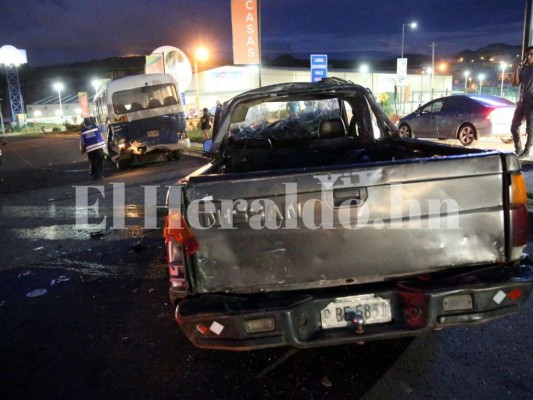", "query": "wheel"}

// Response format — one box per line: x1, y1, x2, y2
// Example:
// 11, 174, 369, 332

457, 123, 477, 146
172, 150, 181, 160
115, 158, 132, 170
398, 123, 413, 138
